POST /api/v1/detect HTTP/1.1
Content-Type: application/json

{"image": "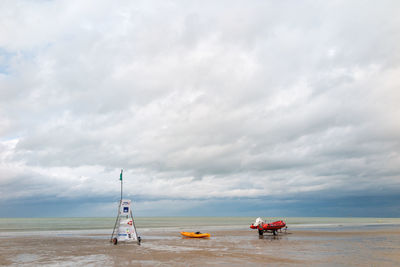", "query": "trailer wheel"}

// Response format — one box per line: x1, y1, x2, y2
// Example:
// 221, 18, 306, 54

258, 229, 263, 236
112, 238, 118, 245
